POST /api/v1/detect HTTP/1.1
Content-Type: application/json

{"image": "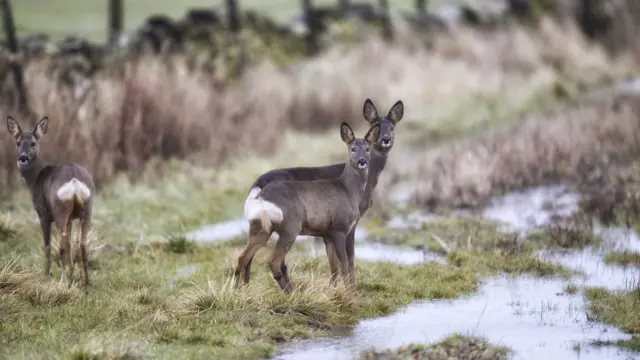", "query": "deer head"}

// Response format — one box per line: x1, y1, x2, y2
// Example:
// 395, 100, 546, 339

362, 98, 404, 152
6, 116, 49, 170
340, 121, 381, 171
